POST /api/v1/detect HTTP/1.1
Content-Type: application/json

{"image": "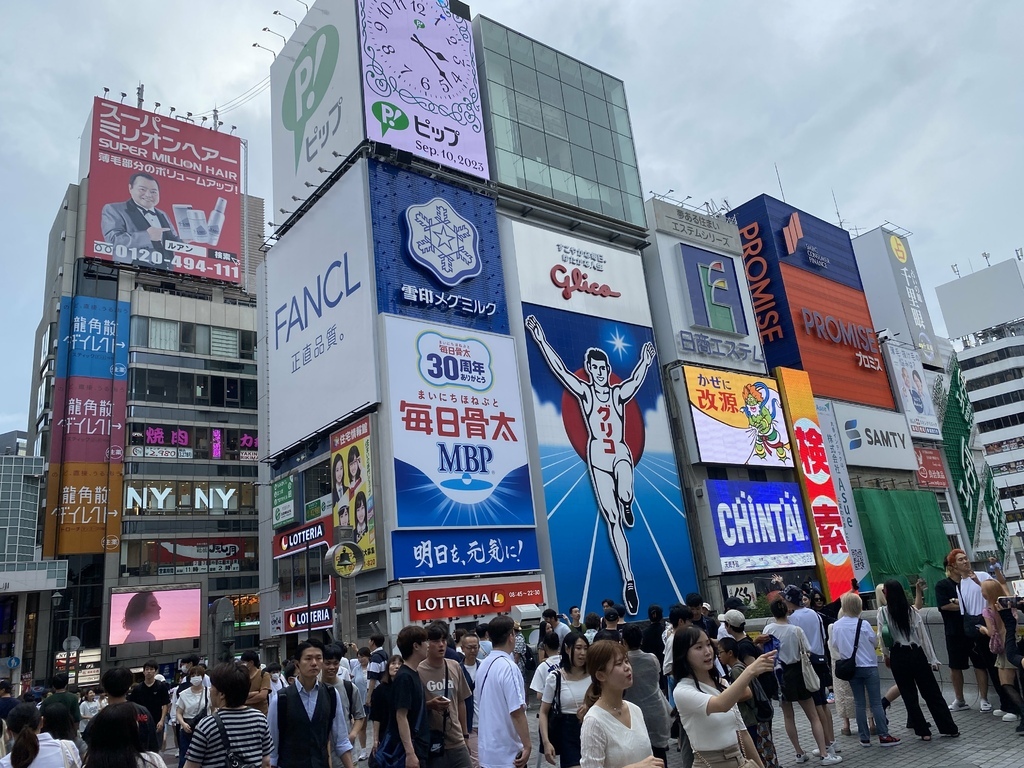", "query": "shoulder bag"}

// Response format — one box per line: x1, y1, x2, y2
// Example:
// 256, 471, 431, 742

692, 719, 759, 768
187, 687, 208, 731
428, 662, 451, 759
547, 669, 563, 754
877, 607, 894, 650
834, 619, 862, 681
796, 630, 820, 692
957, 580, 986, 639
212, 713, 260, 768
